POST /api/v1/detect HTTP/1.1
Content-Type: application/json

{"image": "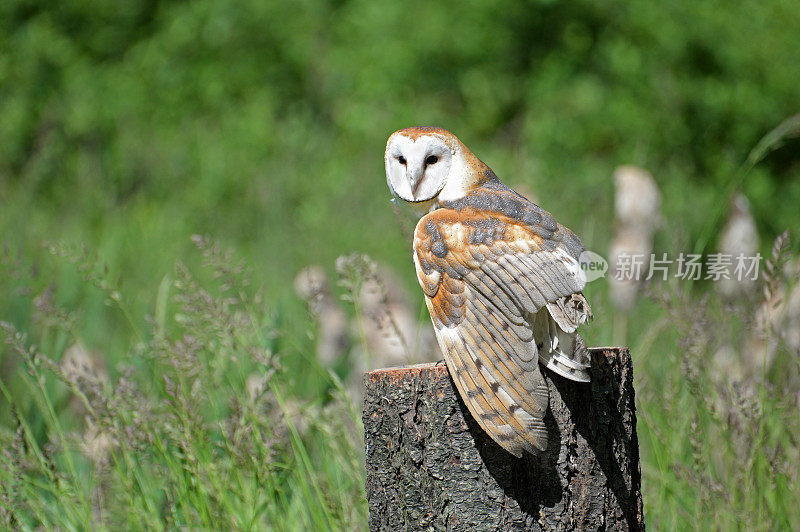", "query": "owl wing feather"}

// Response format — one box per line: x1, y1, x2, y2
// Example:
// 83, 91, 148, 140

413, 197, 590, 457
